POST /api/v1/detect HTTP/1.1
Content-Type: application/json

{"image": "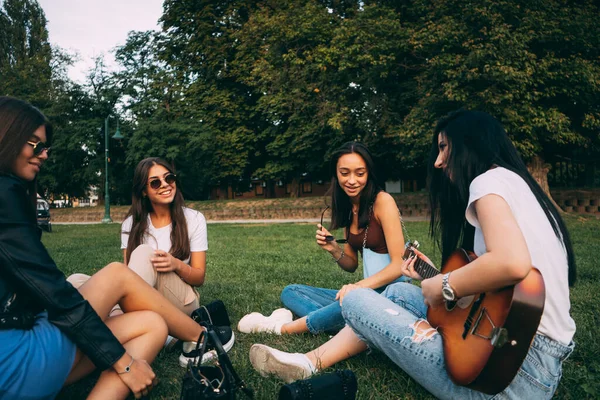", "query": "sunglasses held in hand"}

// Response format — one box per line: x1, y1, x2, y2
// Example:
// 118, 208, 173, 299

148, 173, 177, 190
320, 206, 348, 244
